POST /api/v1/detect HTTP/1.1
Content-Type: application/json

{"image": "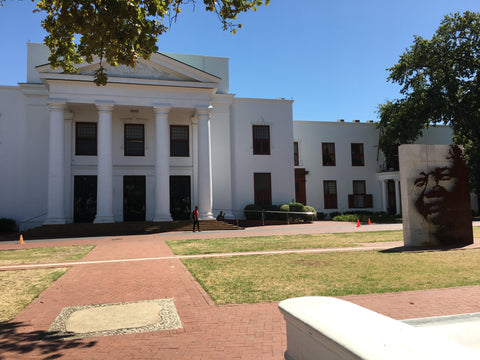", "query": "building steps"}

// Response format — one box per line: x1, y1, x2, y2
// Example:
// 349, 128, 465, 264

20, 220, 243, 240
